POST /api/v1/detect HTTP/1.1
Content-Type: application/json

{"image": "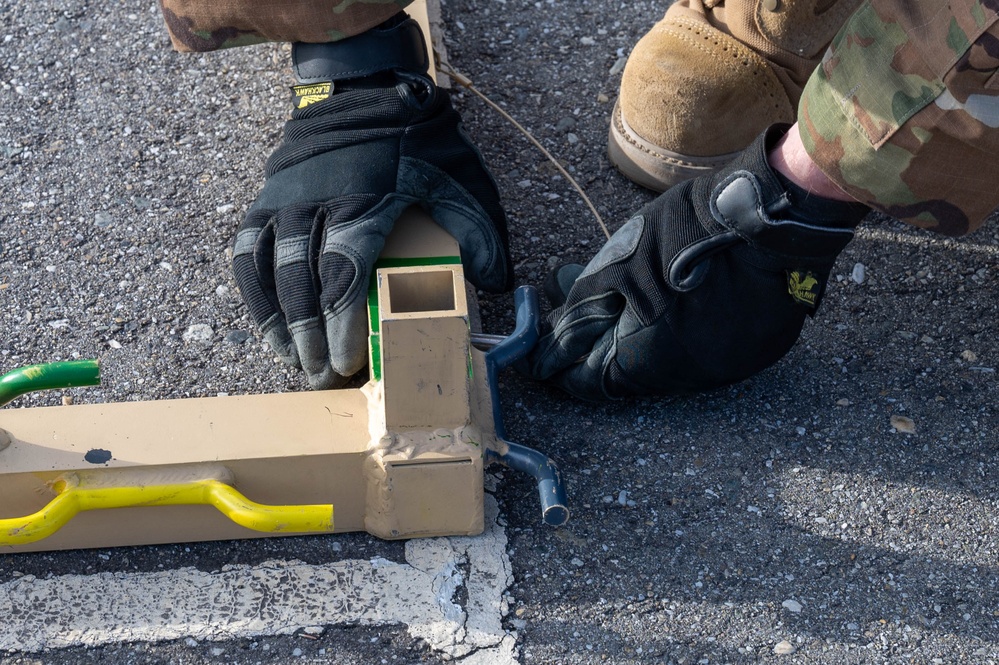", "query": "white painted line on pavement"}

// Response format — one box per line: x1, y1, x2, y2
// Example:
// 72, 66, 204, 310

0, 495, 517, 663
